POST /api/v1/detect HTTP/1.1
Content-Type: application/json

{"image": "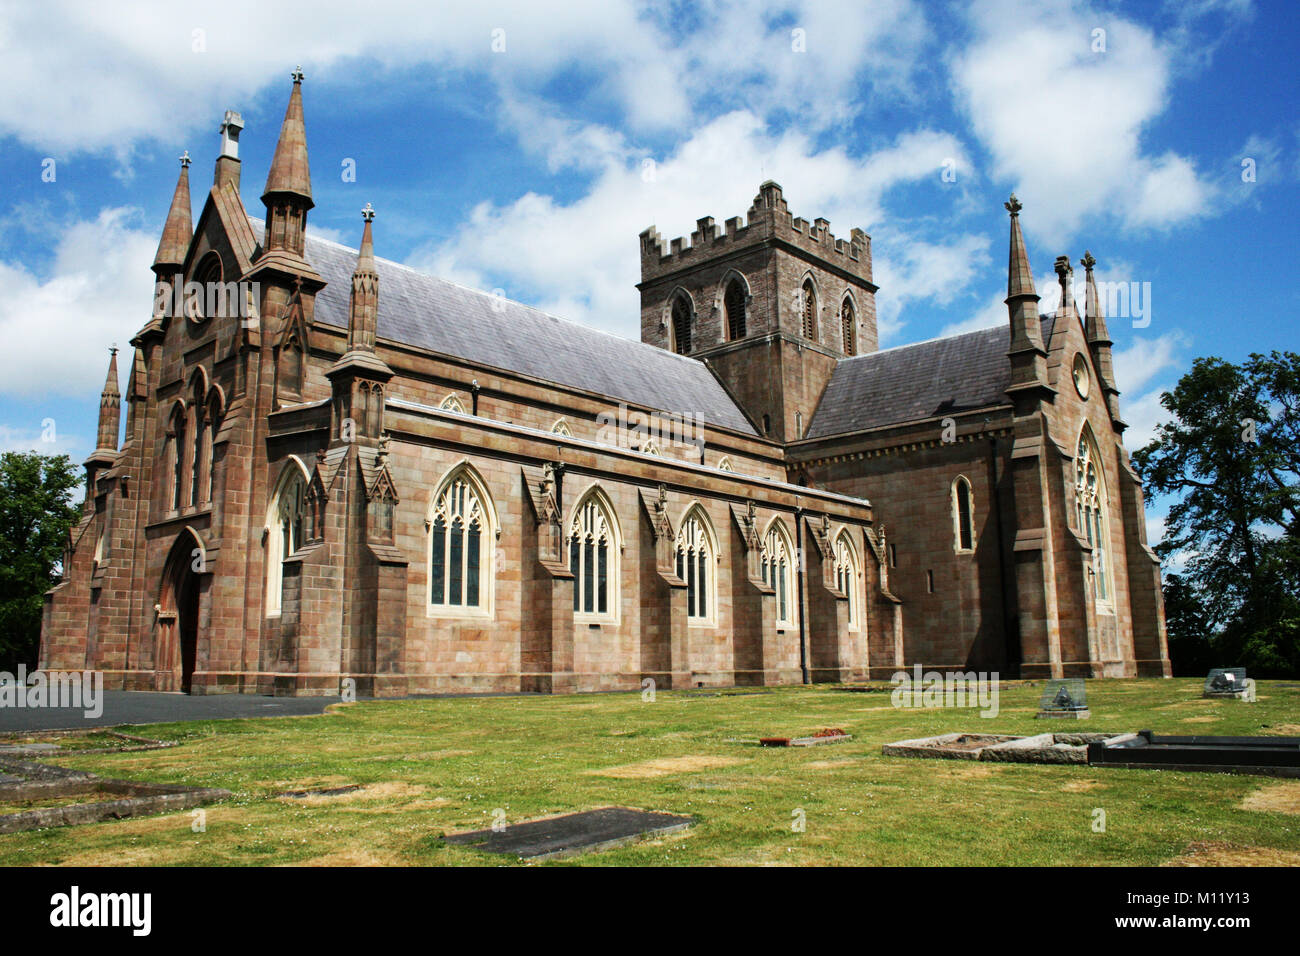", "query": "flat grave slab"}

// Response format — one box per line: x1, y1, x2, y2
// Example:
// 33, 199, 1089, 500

1087, 730, 1300, 777
443, 807, 694, 861
0, 754, 229, 834
883, 732, 1118, 764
